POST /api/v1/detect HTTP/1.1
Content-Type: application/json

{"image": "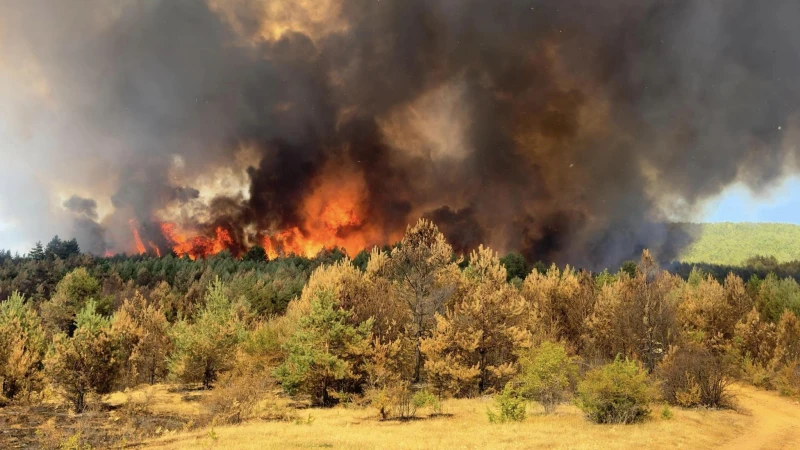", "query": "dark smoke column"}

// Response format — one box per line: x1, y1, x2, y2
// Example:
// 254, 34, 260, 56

2, 0, 798, 268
